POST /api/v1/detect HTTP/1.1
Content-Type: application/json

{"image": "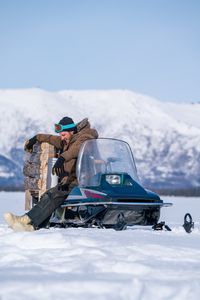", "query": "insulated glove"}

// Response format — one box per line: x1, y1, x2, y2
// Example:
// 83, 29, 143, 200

52, 156, 65, 176
24, 135, 37, 152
